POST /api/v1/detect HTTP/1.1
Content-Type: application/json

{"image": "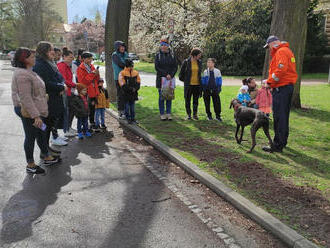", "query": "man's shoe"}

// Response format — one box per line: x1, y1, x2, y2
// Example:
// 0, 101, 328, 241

207, 116, 213, 121
101, 124, 107, 129
166, 114, 172, 121
131, 119, 139, 124
216, 117, 223, 122
186, 116, 192, 120
51, 137, 68, 146
64, 130, 76, 137
85, 131, 92, 137
77, 132, 84, 139
26, 165, 45, 174
262, 146, 282, 153
160, 115, 167, 121
193, 115, 199, 120
43, 157, 61, 166
127, 119, 133, 124
59, 136, 69, 142
93, 125, 101, 132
